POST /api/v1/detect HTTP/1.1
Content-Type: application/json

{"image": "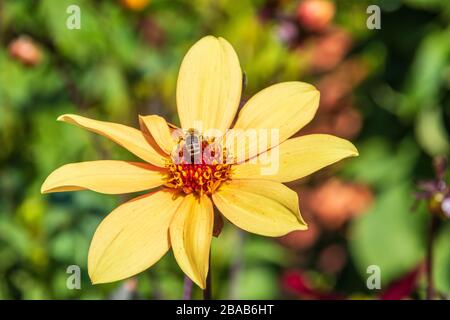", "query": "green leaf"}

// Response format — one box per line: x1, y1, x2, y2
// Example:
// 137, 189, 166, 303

38, 0, 108, 63
79, 62, 130, 117
400, 28, 450, 118
234, 266, 278, 299
342, 138, 419, 188
404, 0, 450, 11
434, 222, 450, 295
349, 184, 427, 287
415, 107, 450, 156
243, 235, 289, 267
